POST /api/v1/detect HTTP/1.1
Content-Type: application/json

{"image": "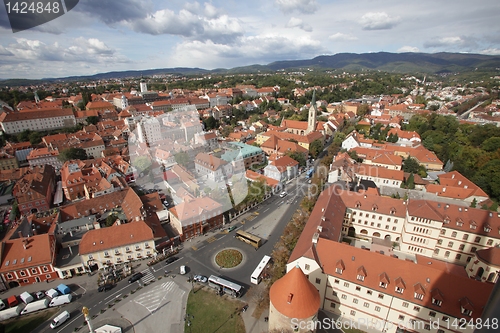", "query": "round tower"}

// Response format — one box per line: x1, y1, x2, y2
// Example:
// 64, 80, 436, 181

269, 265, 321, 332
